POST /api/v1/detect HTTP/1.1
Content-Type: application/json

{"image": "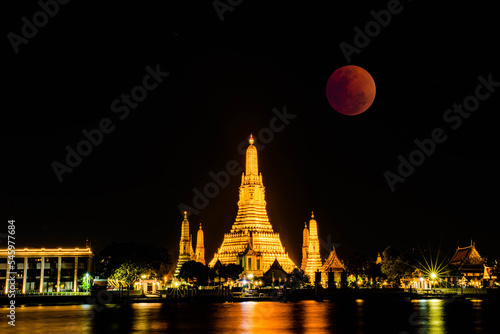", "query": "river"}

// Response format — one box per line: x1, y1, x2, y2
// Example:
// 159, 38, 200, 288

1, 298, 498, 333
